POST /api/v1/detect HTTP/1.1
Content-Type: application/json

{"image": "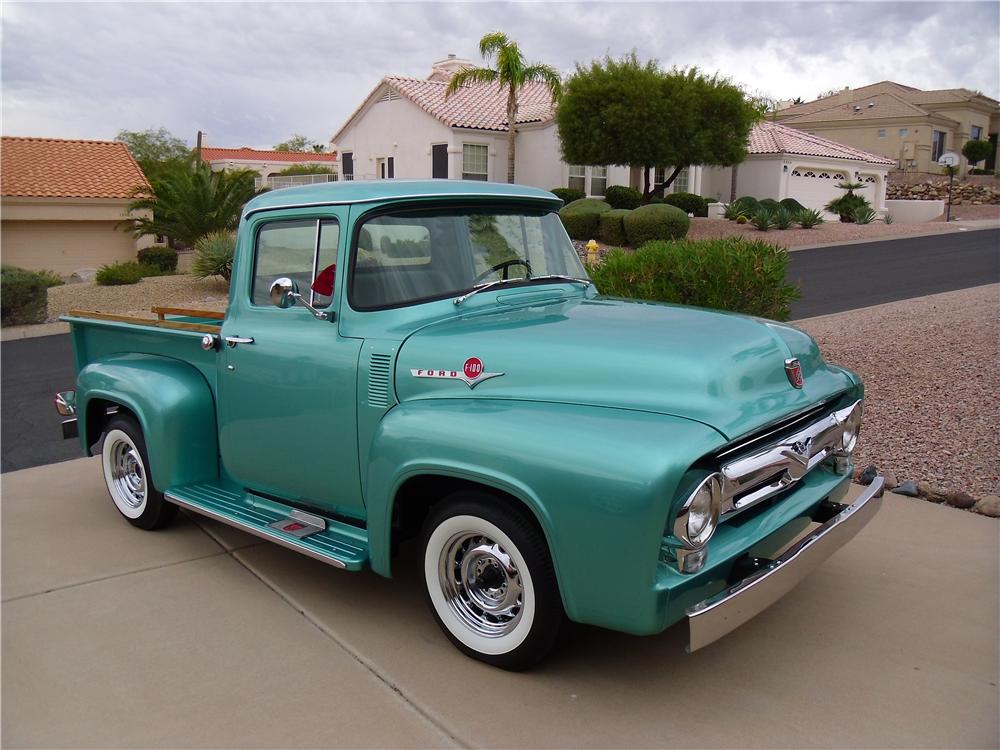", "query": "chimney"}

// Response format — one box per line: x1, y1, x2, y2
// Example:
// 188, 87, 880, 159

428, 54, 473, 82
